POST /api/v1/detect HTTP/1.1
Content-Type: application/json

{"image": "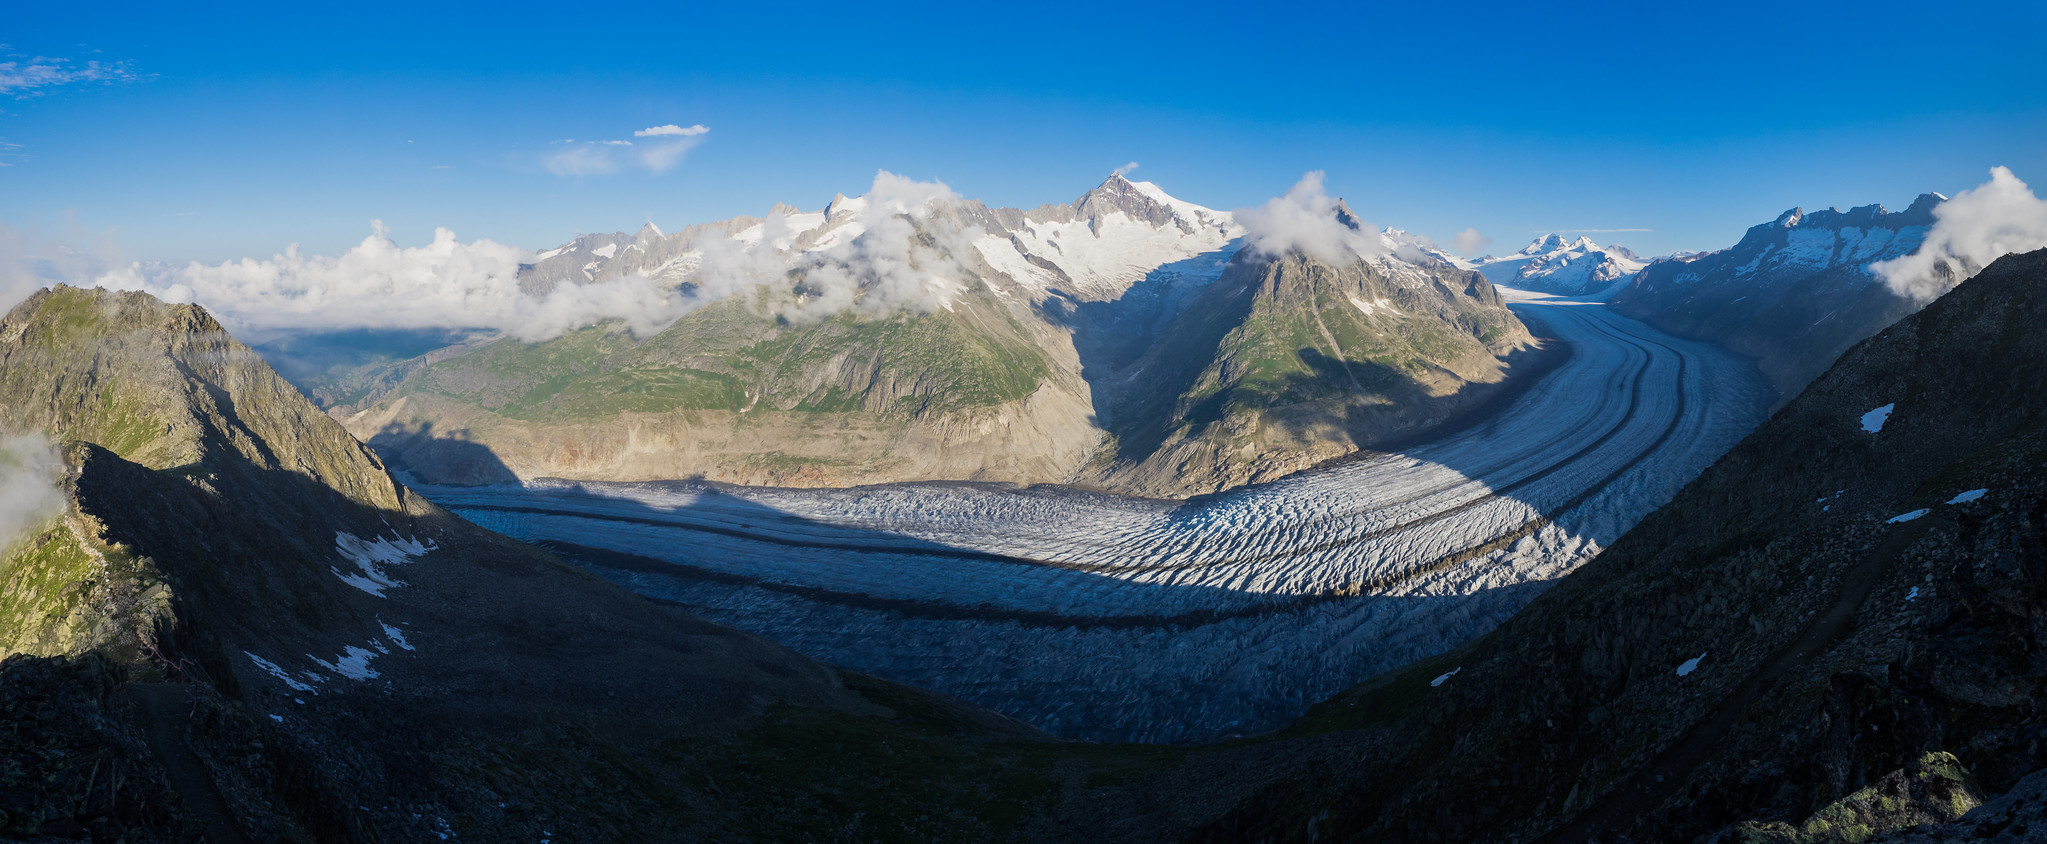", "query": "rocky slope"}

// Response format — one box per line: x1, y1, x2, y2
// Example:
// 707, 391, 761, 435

0, 286, 1150, 841
333, 175, 1535, 498
1473, 233, 1647, 296
1079, 226, 1536, 496
1613, 194, 1944, 403
1031, 246, 2047, 841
